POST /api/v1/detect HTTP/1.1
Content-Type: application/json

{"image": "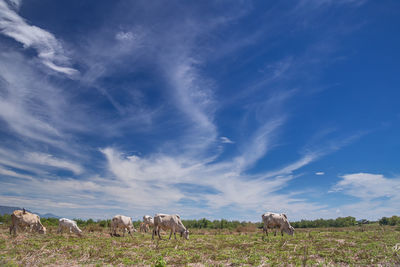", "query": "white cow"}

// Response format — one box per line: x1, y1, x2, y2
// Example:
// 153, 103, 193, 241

143, 215, 154, 227
152, 214, 189, 240
261, 212, 295, 236
57, 218, 82, 236
110, 215, 136, 237
140, 222, 150, 233
9, 209, 46, 235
